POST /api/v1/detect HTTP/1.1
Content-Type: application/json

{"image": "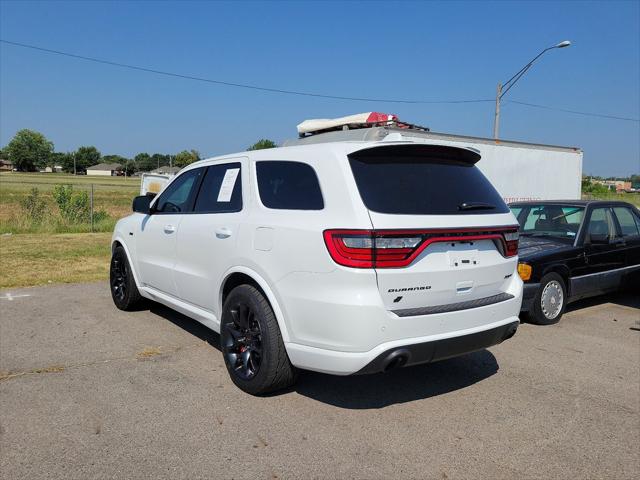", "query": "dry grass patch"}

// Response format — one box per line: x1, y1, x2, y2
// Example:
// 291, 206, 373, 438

136, 347, 162, 359
0, 365, 65, 382
0, 232, 112, 288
